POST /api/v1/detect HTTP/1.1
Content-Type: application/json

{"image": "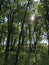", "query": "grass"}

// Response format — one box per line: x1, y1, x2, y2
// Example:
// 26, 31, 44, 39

0, 44, 49, 65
